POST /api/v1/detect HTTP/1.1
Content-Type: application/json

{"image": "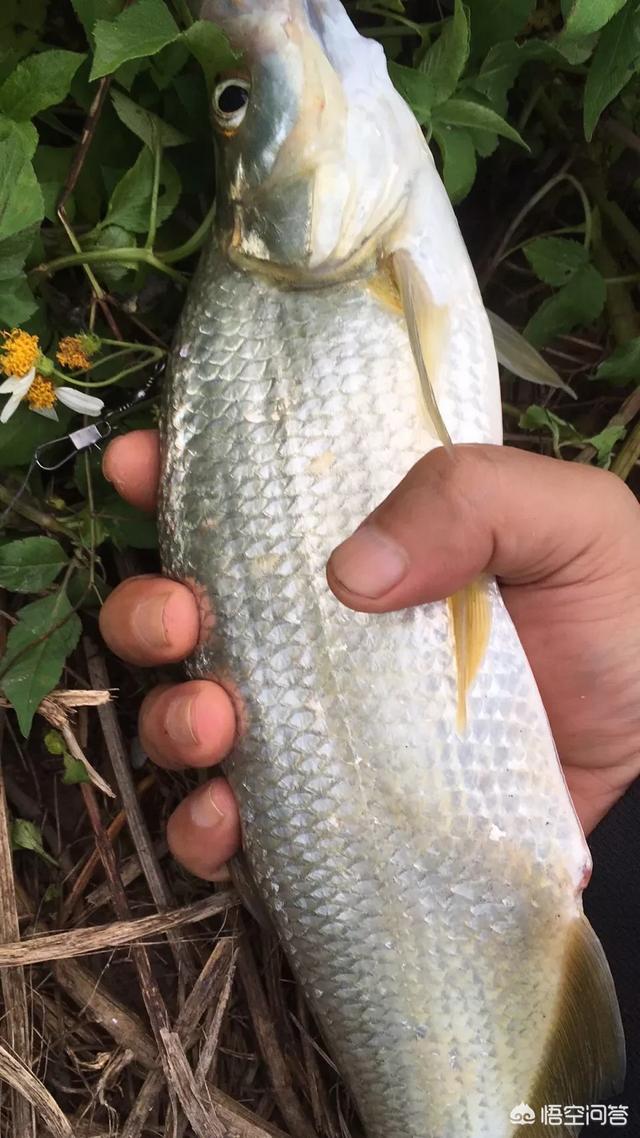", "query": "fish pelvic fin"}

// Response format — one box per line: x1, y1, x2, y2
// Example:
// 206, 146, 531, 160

448, 578, 491, 732
515, 914, 625, 1137
392, 249, 452, 449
